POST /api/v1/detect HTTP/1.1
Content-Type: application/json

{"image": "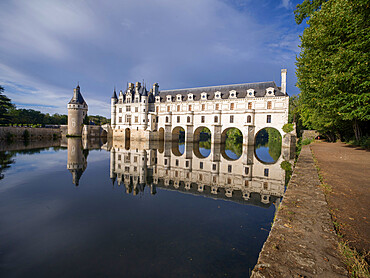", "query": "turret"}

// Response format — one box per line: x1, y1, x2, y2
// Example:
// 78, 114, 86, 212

111, 88, 117, 127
